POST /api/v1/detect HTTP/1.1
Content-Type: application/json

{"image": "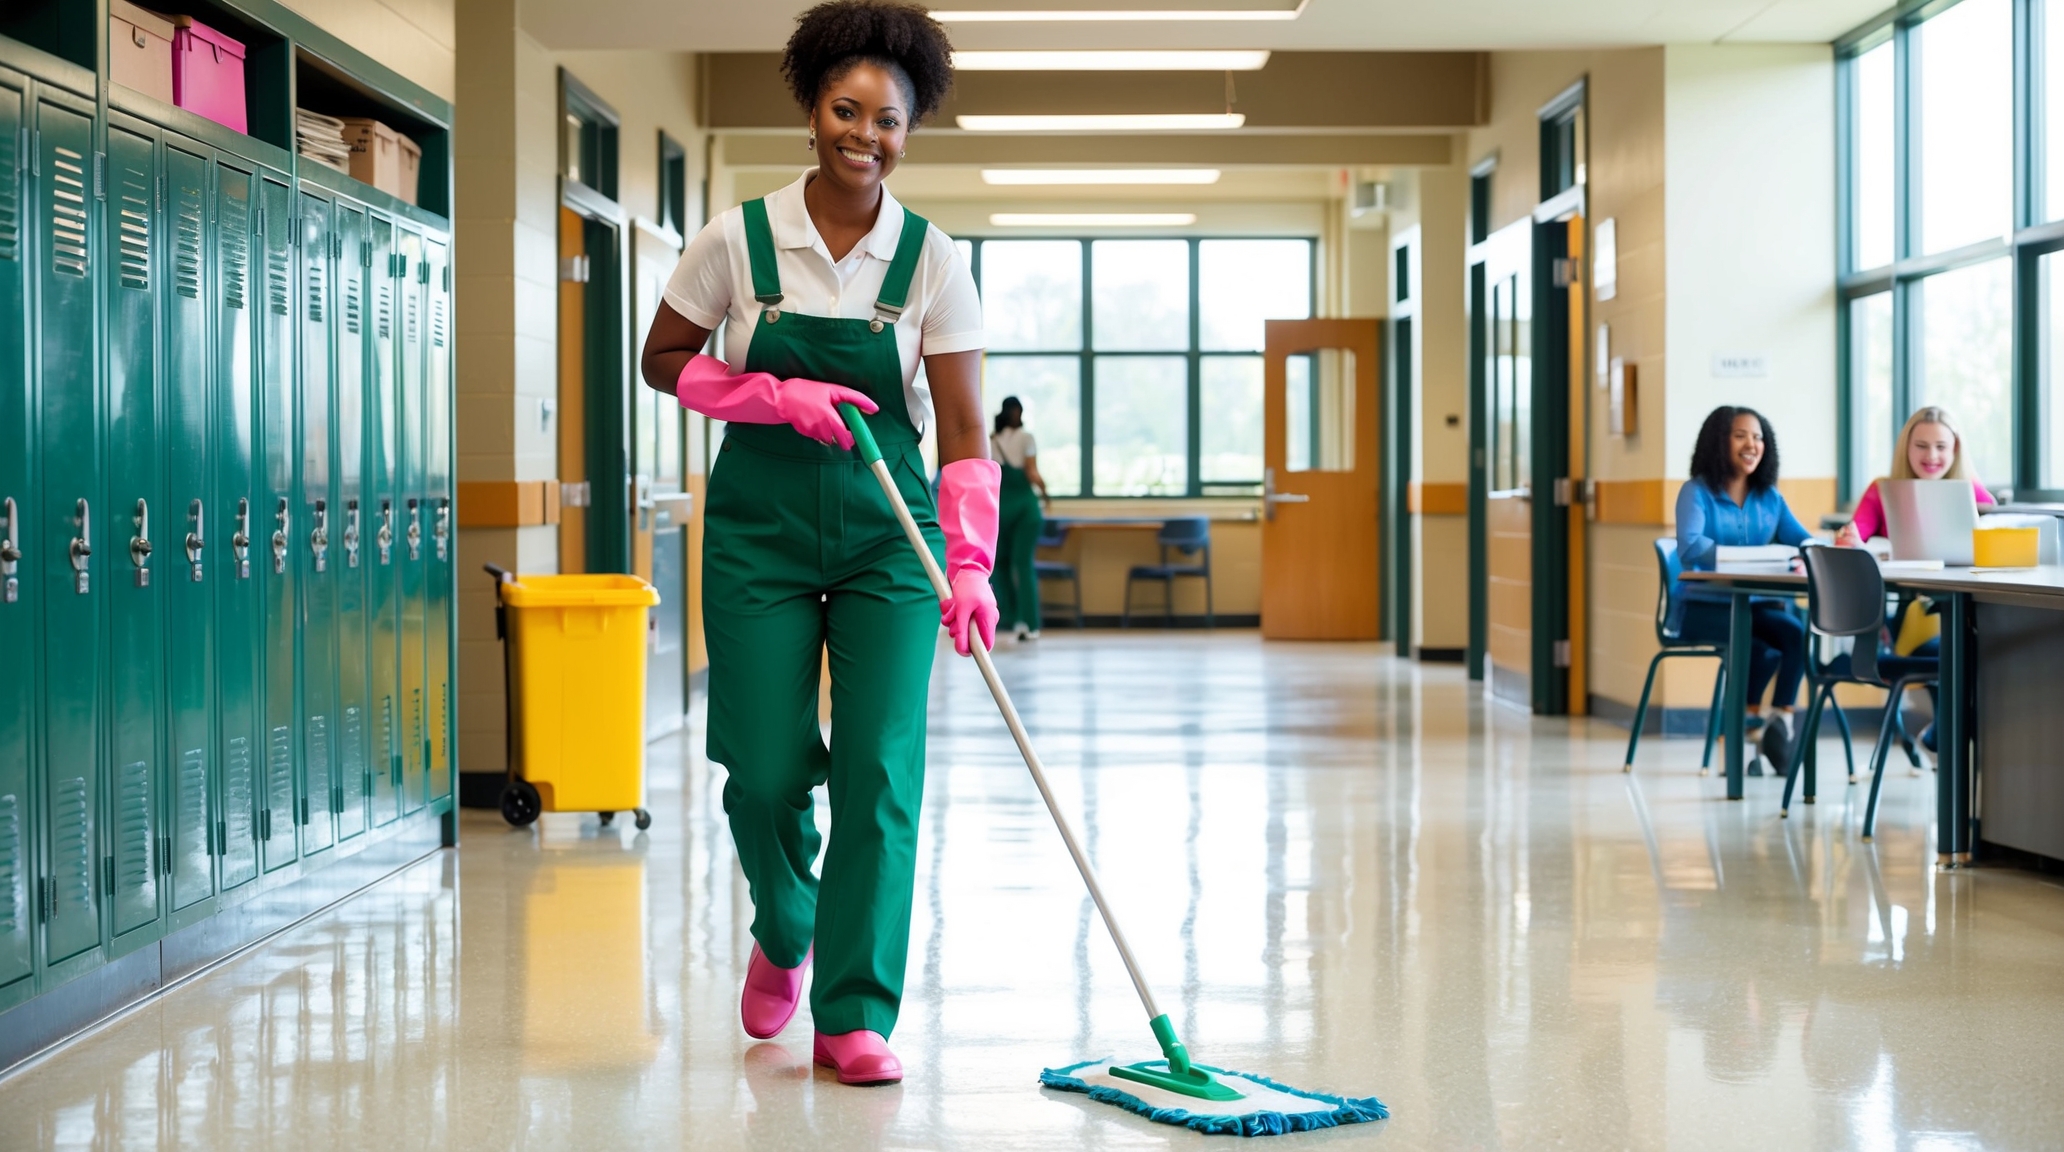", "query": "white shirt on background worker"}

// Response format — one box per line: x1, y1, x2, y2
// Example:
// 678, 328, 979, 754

663, 171, 985, 433
990, 426, 1037, 469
